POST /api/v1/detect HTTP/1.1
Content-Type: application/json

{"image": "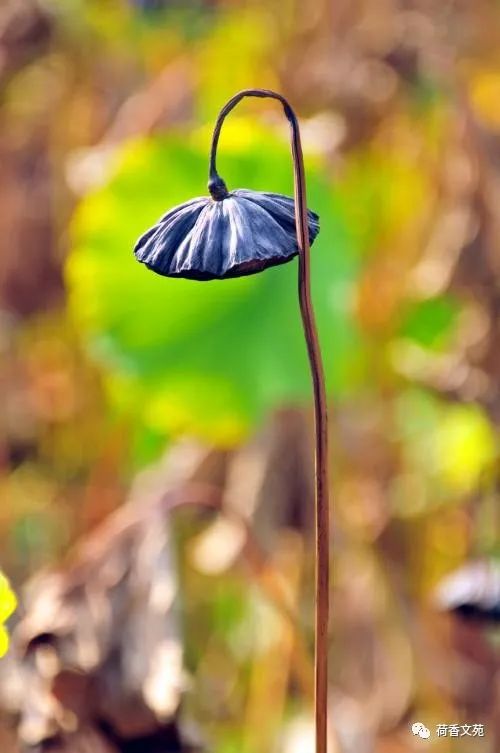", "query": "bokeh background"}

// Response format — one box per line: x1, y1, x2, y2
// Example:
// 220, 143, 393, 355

1, 1, 500, 751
